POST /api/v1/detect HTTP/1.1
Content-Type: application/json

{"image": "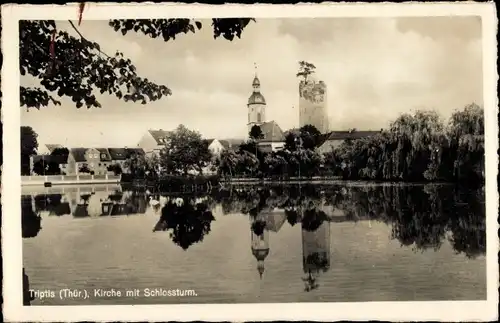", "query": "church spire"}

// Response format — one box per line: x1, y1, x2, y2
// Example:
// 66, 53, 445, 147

252, 62, 261, 93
